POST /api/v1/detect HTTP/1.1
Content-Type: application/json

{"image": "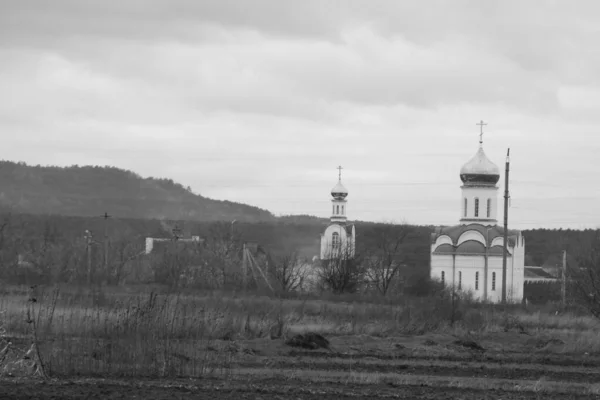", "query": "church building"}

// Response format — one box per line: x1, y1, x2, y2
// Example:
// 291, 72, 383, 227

320, 167, 356, 260
430, 130, 525, 303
